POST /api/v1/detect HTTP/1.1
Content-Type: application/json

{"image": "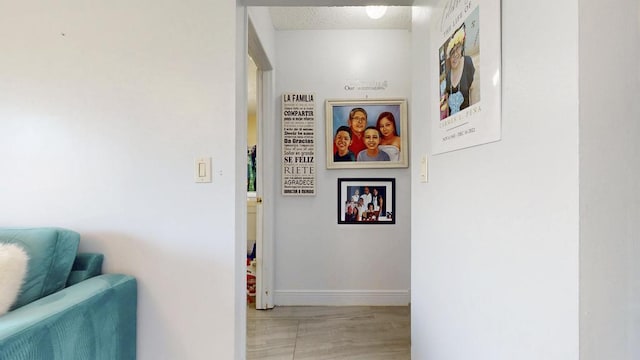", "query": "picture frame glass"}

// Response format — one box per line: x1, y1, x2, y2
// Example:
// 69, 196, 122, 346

326, 99, 408, 169
338, 178, 395, 224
